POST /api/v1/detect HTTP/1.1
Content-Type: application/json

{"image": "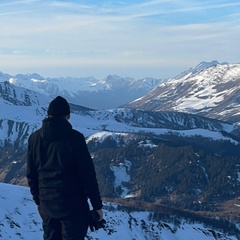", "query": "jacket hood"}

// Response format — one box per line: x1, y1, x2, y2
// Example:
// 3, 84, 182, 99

40, 117, 72, 142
